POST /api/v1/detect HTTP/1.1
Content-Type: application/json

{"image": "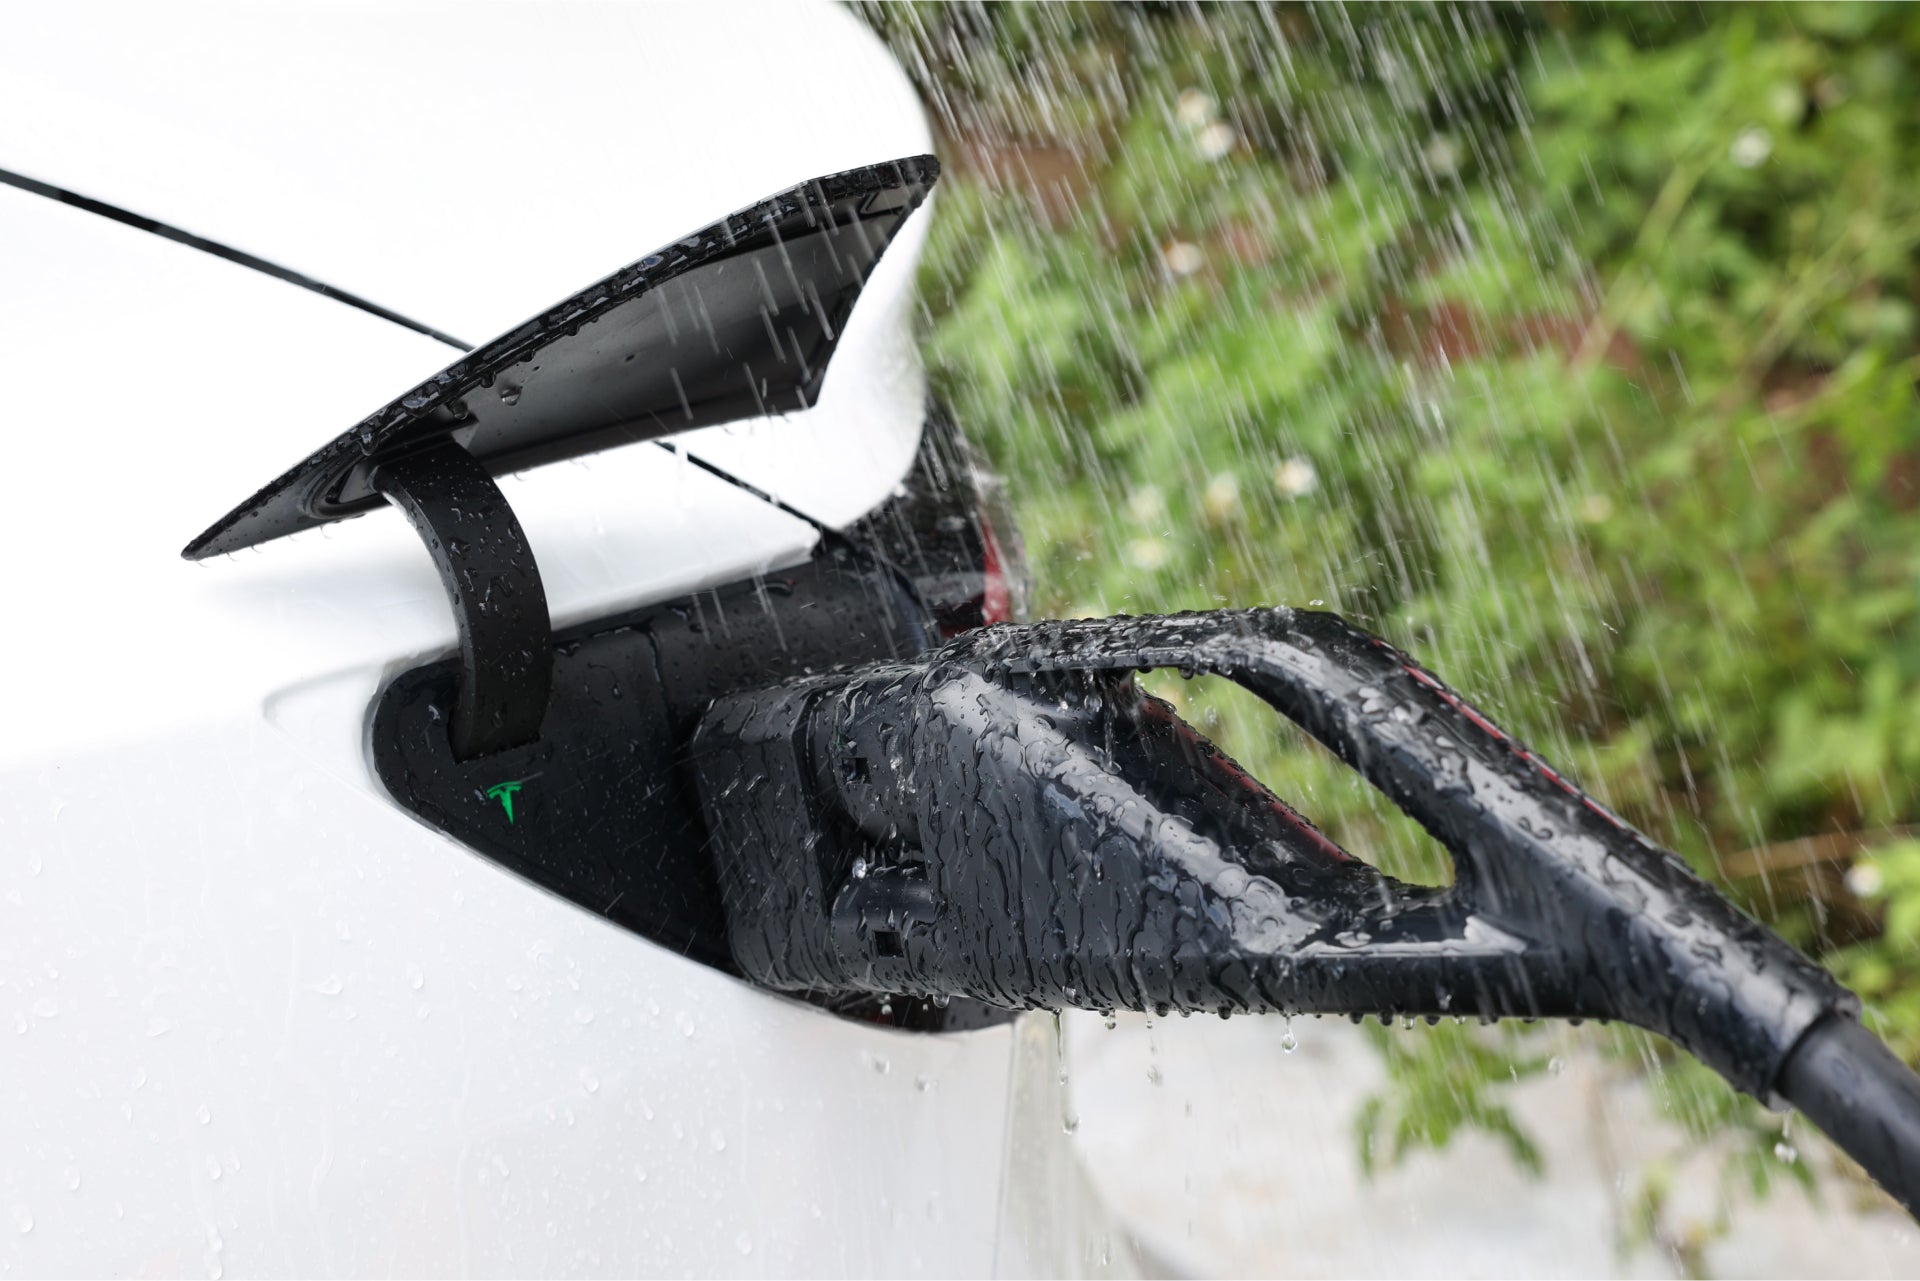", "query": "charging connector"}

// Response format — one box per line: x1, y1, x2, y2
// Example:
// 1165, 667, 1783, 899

692, 607, 1920, 1213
